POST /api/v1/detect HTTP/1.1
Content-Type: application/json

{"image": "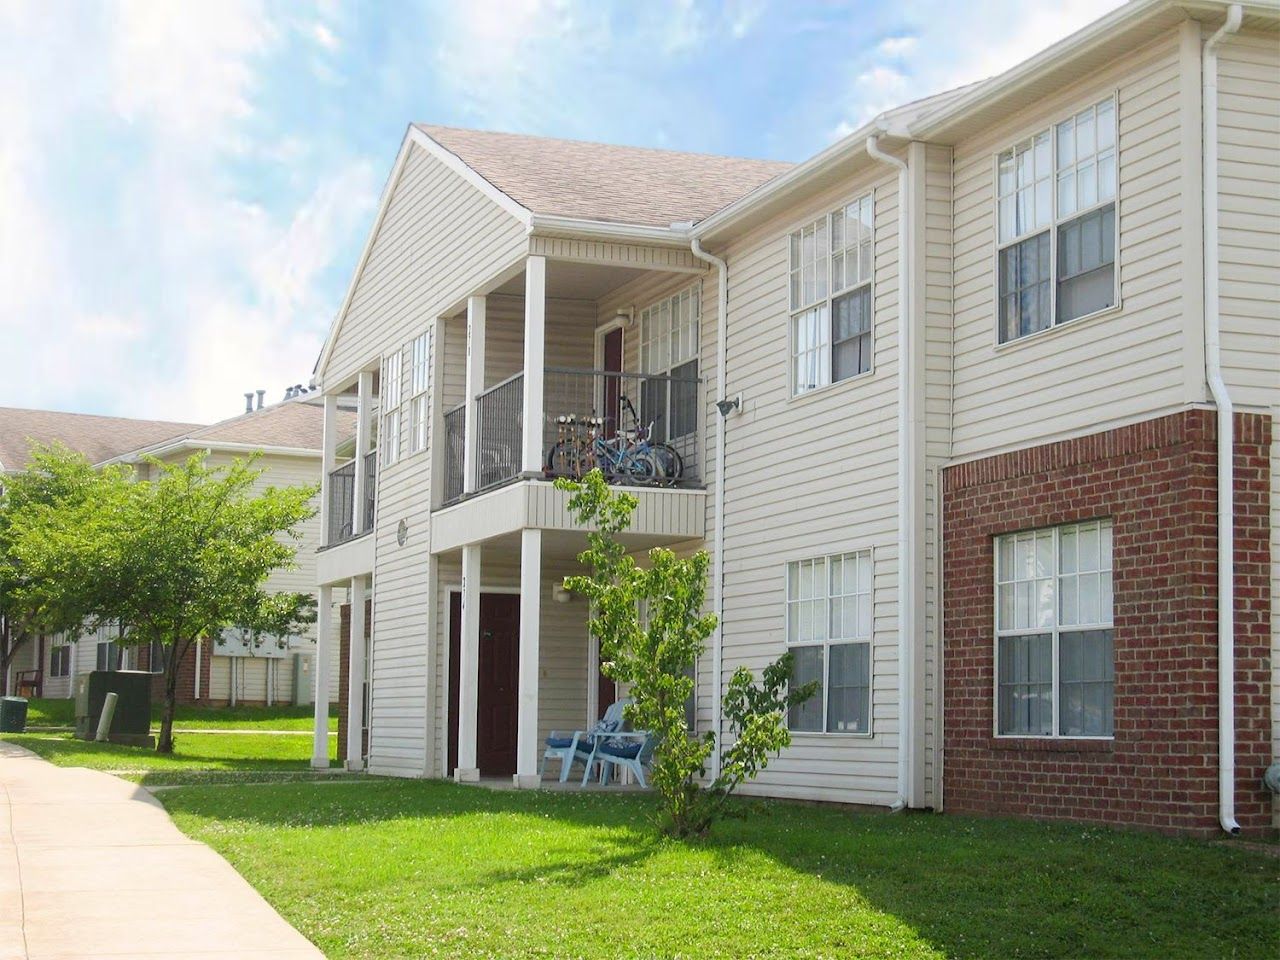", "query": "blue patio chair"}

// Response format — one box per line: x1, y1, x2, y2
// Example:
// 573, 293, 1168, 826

582, 730, 655, 788
540, 698, 630, 783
